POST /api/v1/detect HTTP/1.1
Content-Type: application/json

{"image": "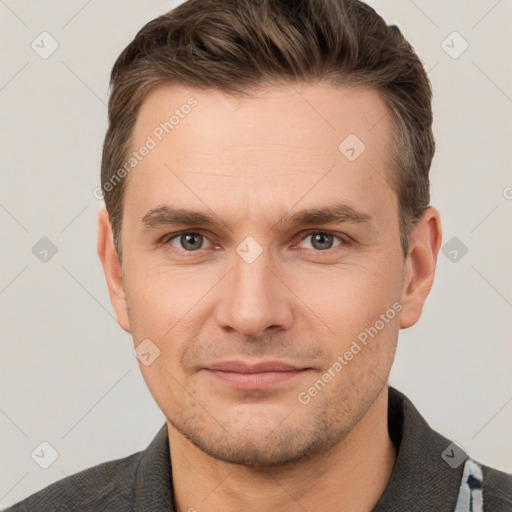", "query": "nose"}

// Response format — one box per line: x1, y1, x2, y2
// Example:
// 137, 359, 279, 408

214, 244, 294, 339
